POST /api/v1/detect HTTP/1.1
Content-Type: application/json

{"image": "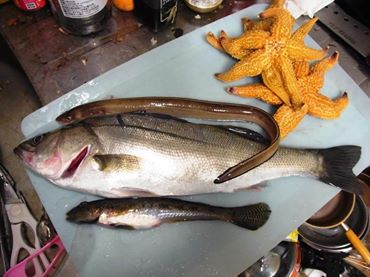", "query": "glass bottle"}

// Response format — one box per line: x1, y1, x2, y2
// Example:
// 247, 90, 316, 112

48, 0, 112, 35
